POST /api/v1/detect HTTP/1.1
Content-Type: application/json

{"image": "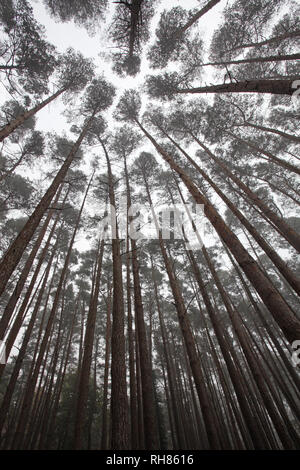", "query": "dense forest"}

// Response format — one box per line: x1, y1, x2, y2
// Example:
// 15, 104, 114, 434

0, 0, 299, 451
